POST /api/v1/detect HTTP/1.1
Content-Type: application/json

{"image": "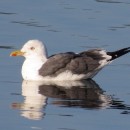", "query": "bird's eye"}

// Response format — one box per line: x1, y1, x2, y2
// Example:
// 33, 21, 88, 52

30, 47, 35, 50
